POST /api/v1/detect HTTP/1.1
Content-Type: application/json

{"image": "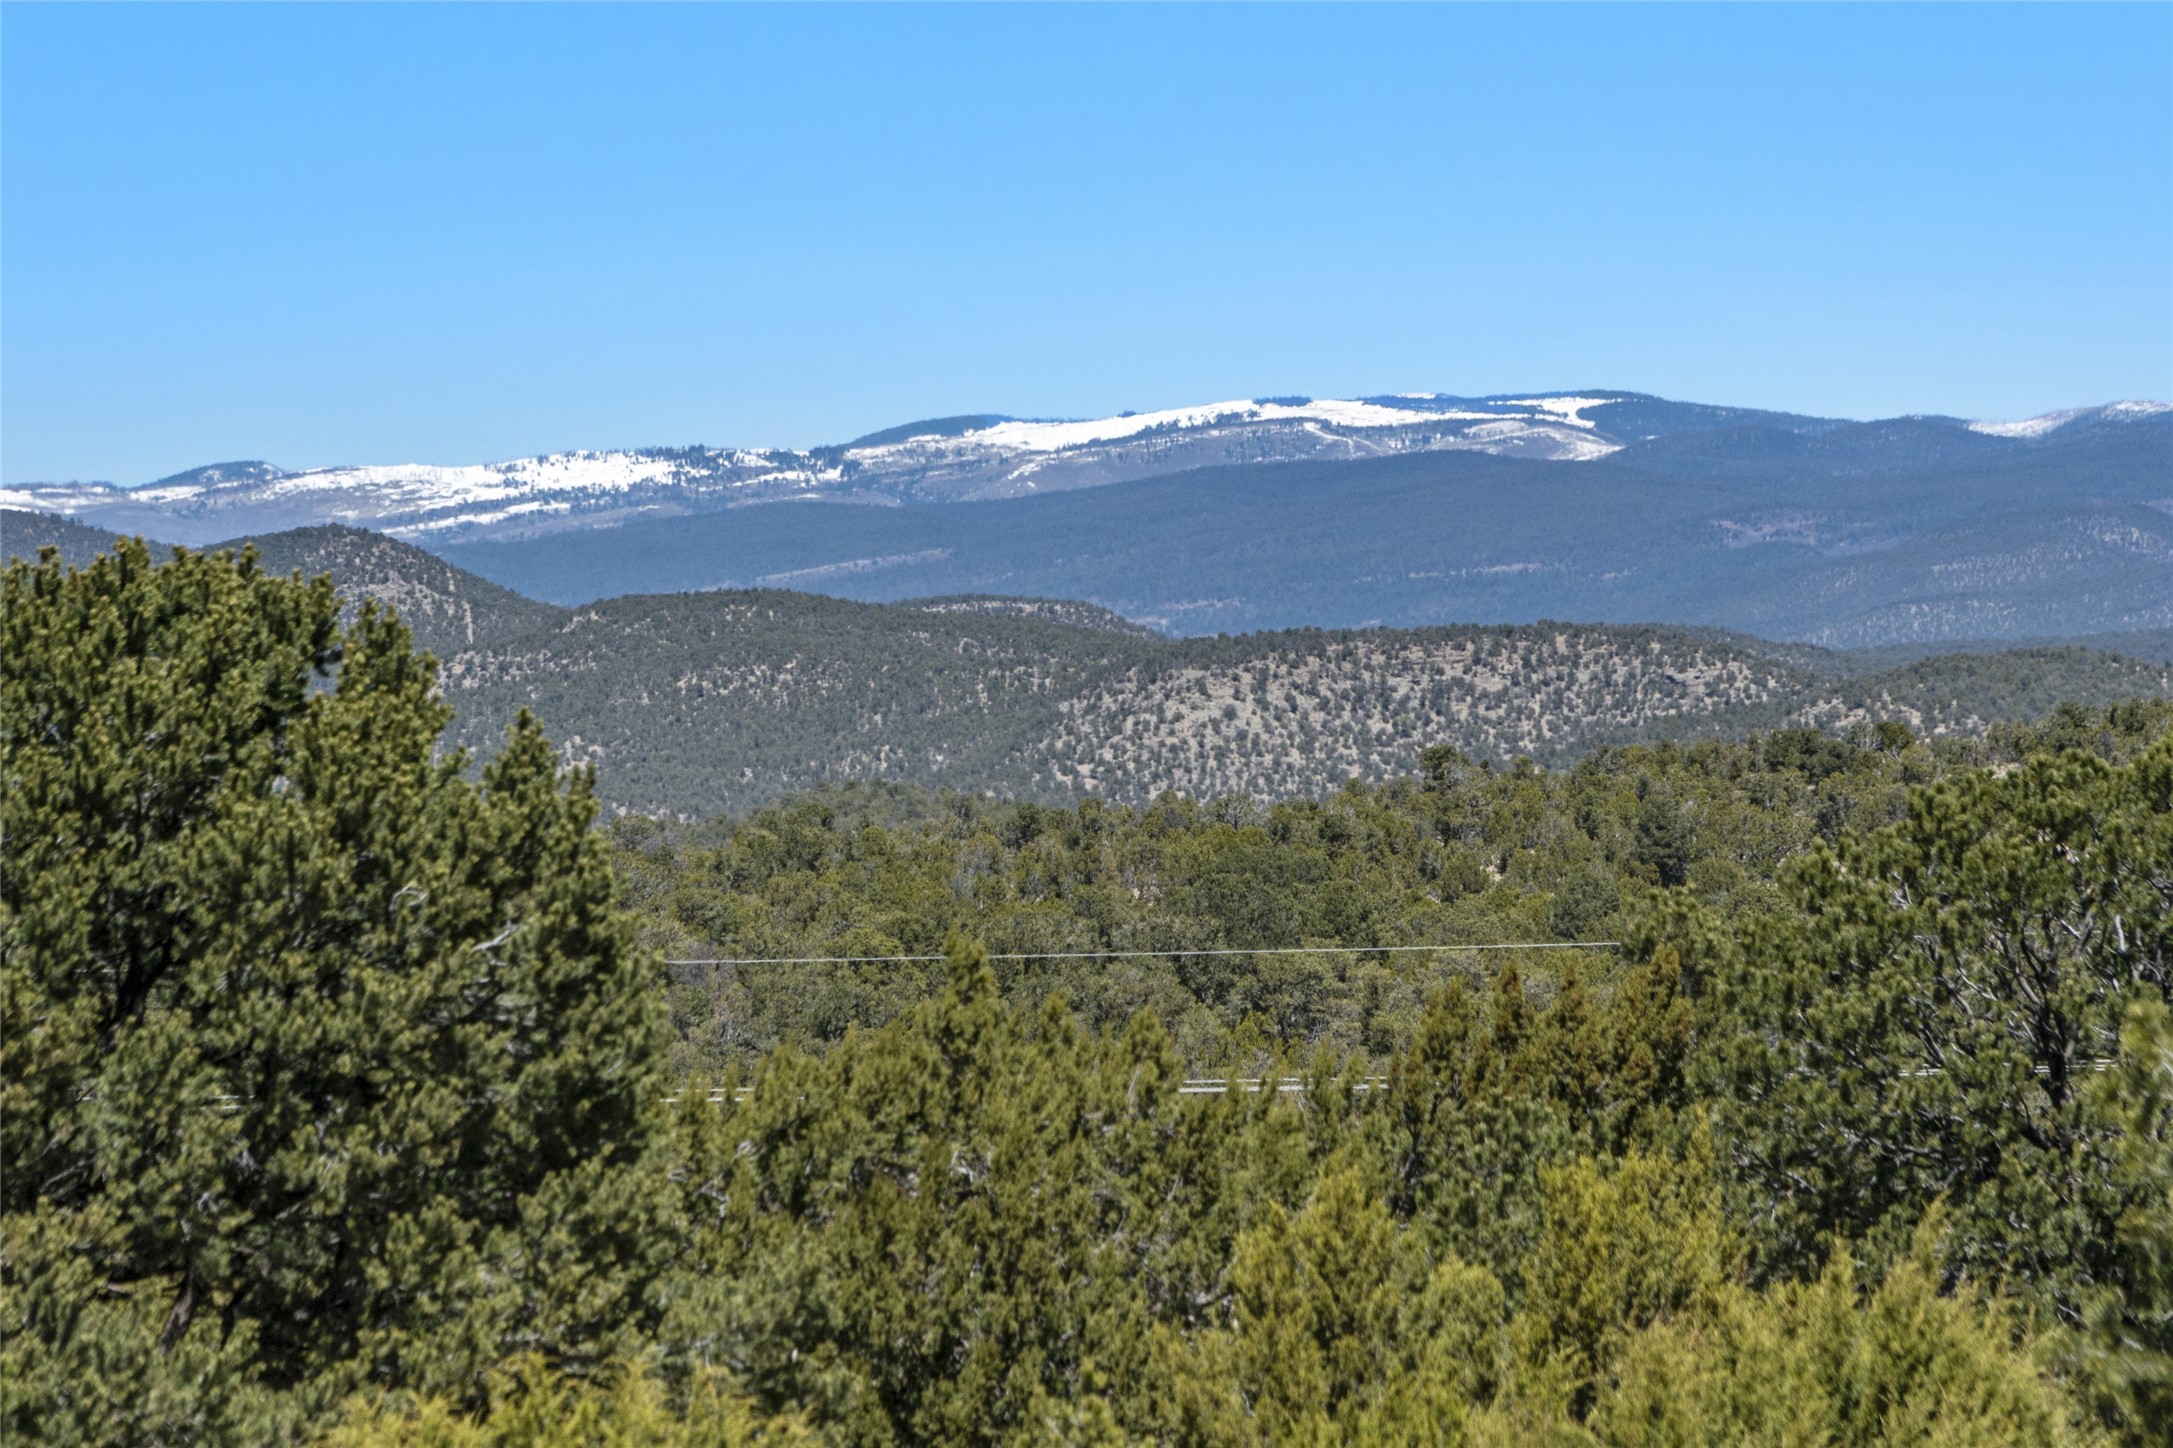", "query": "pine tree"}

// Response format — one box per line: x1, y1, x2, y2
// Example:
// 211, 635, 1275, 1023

1691, 736, 2173, 1304
1, 543, 672, 1439
2069, 996, 2173, 1442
